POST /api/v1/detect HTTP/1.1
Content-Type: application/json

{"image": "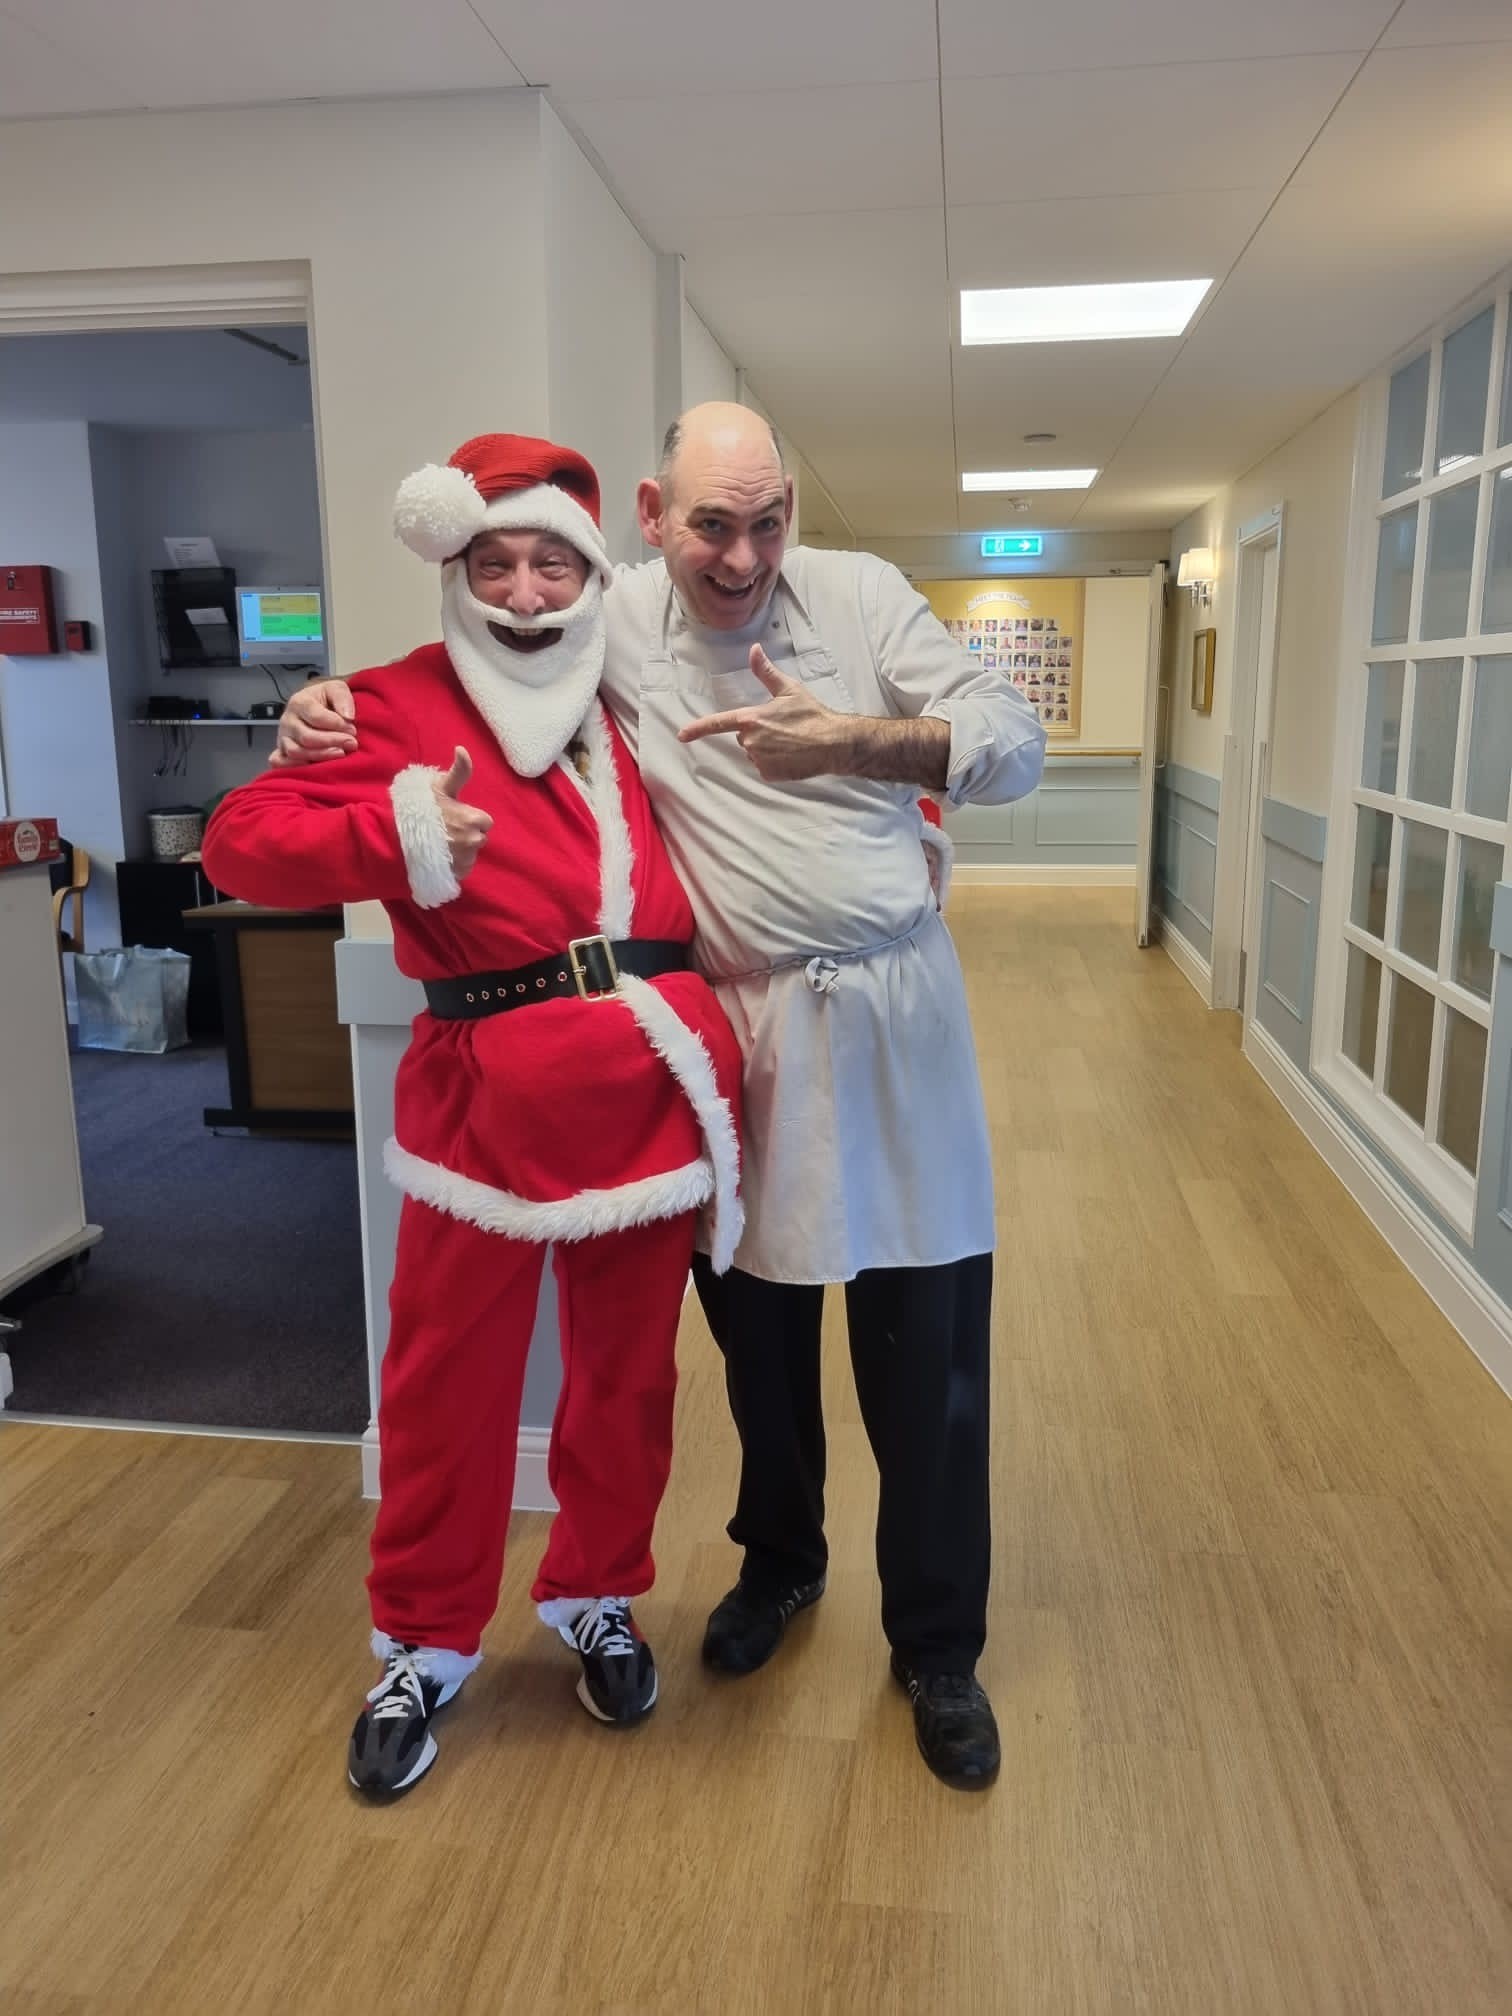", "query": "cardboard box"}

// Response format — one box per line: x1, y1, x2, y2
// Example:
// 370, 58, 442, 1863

0, 817, 61, 871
